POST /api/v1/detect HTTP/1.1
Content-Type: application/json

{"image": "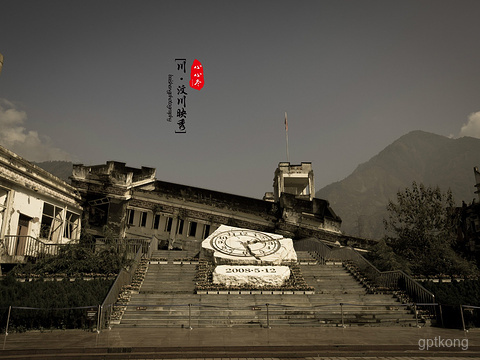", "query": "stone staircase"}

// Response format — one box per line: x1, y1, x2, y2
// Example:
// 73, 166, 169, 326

116, 250, 418, 328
